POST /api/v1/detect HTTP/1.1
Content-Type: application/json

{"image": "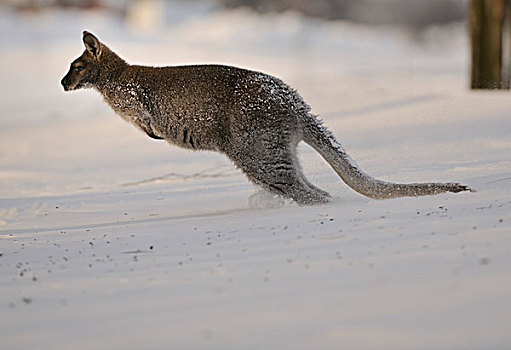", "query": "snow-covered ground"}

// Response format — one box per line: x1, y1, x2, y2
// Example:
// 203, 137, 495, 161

1, 4, 510, 350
